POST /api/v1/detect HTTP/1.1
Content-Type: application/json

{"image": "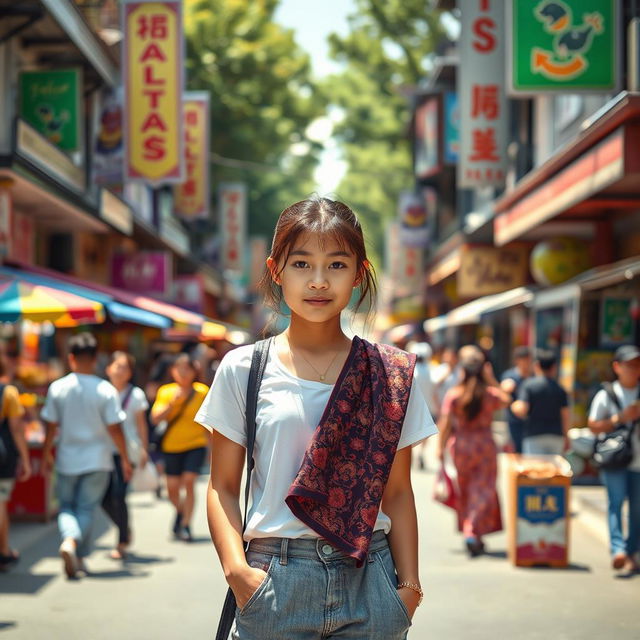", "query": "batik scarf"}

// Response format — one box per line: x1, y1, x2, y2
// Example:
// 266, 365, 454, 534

285, 336, 416, 566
